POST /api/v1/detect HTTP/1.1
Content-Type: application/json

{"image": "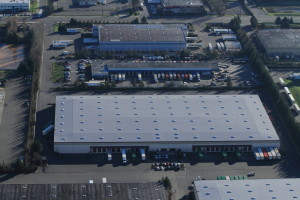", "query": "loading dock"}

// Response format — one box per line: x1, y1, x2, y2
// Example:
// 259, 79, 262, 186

122, 149, 127, 163
140, 148, 146, 161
